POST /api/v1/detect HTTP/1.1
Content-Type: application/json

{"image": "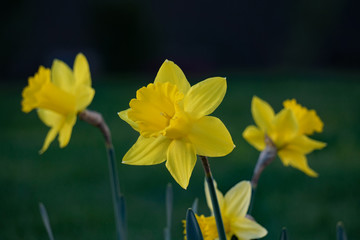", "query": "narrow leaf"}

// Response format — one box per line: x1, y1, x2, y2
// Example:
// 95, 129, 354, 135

192, 198, 199, 214
336, 222, 348, 240
39, 202, 55, 240
280, 227, 288, 240
186, 209, 204, 240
